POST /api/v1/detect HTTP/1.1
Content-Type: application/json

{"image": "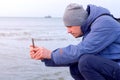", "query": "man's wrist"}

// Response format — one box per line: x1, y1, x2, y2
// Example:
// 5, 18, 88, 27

47, 50, 52, 59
